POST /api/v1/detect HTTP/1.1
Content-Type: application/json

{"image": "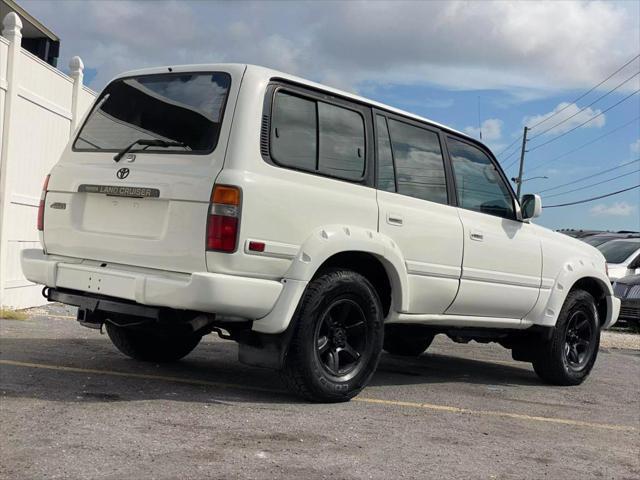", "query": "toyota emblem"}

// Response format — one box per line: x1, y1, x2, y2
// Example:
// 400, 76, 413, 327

116, 167, 130, 179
